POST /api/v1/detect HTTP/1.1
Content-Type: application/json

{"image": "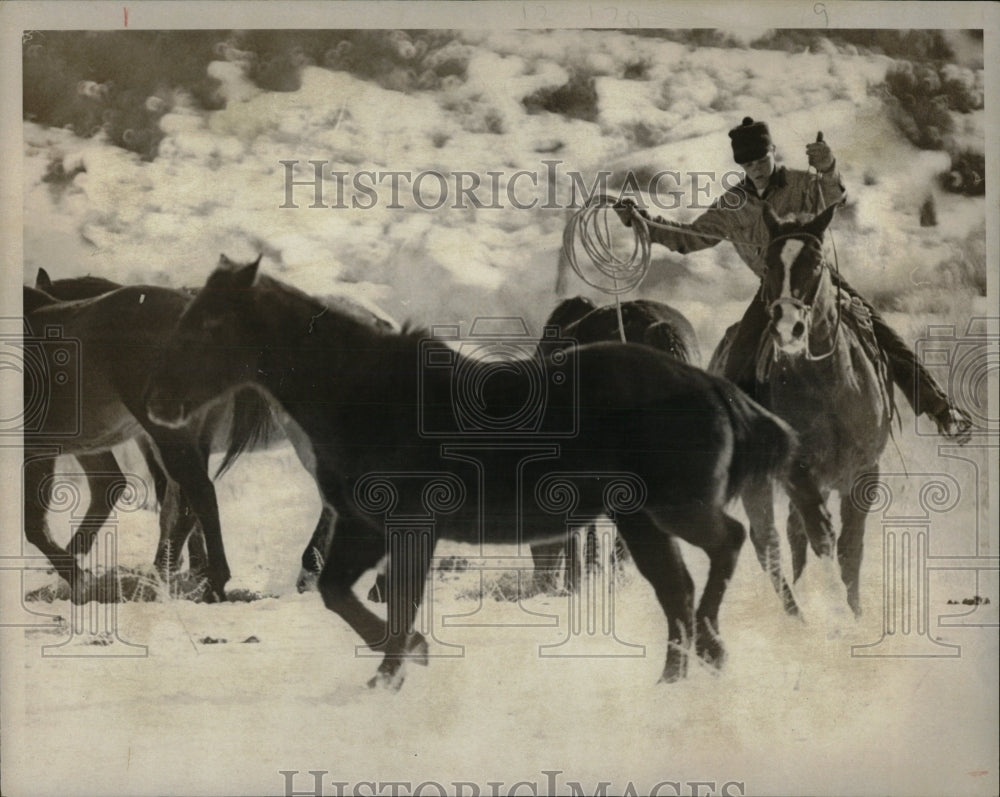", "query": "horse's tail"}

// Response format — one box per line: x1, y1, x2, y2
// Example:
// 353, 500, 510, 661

214, 388, 281, 479
717, 381, 797, 503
